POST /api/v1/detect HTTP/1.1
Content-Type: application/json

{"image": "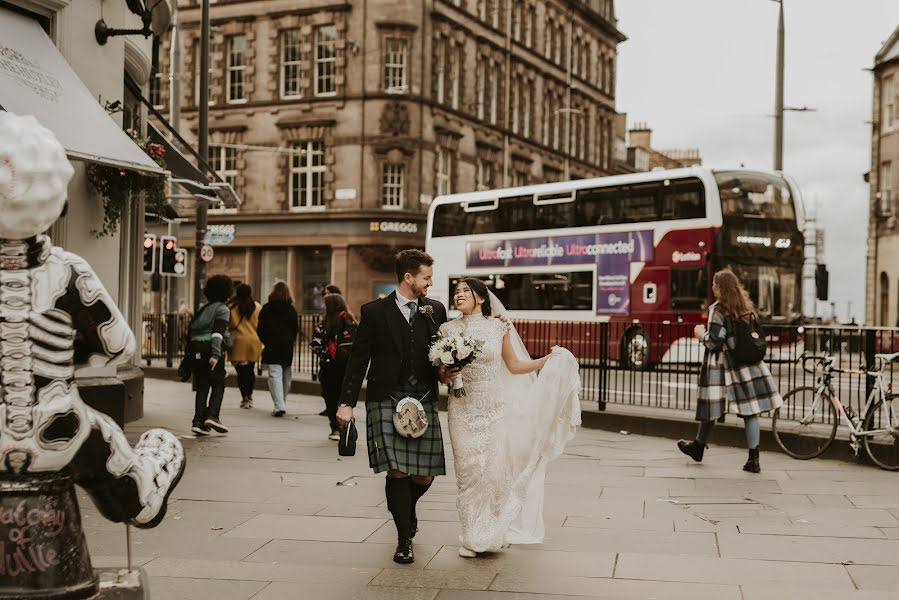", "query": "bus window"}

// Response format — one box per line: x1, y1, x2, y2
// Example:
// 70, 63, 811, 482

661, 179, 706, 220
432, 202, 466, 237
670, 267, 708, 312
449, 272, 593, 311
620, 183, 661, 223
715, 171, 795, 220
576, 186, 621, 226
